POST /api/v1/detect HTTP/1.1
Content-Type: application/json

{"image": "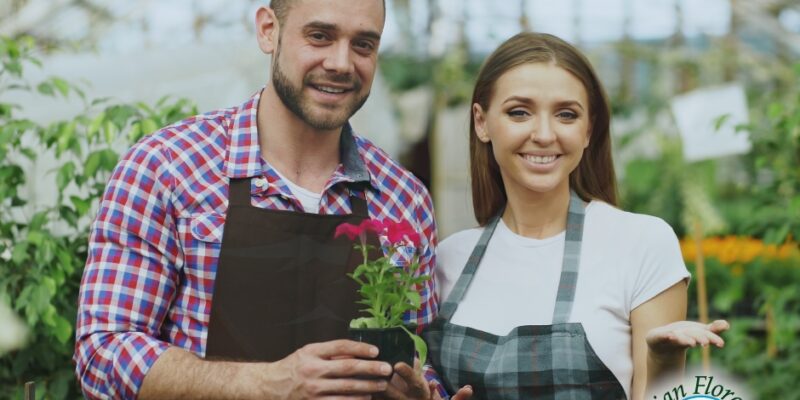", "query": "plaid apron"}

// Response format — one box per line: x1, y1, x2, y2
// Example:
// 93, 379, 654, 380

424, 193, 627, 399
